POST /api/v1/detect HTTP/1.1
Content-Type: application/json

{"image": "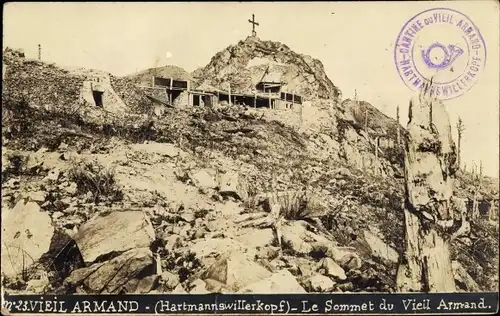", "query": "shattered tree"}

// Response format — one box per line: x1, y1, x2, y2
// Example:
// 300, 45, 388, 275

456, 117, 465, 168
396, 83, 462, 292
